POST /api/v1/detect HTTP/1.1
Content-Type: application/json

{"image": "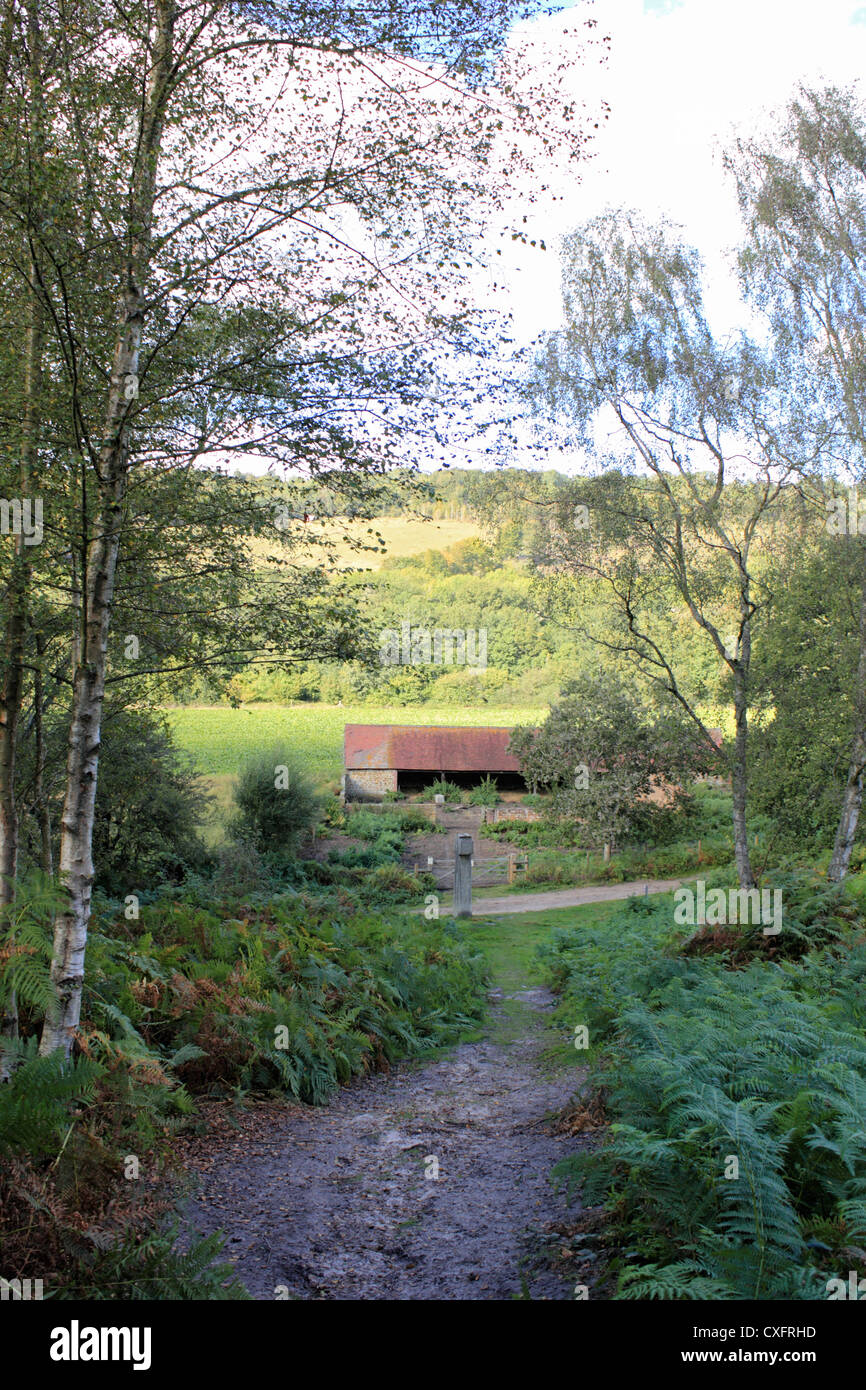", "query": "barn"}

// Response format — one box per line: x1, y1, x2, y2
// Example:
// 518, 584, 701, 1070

342, 724, 527, 801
